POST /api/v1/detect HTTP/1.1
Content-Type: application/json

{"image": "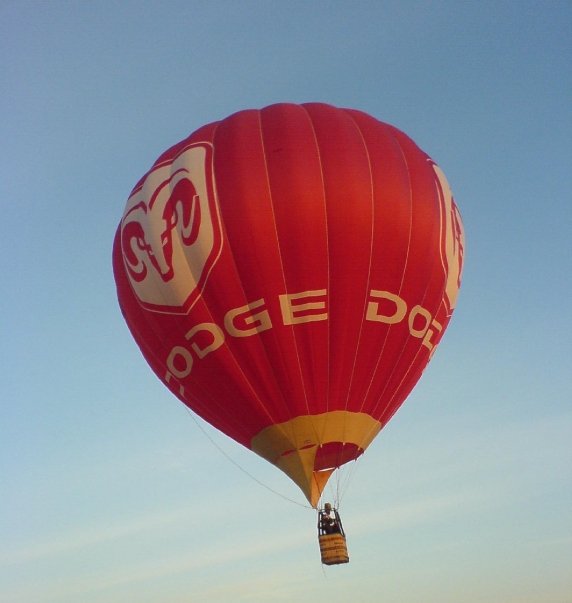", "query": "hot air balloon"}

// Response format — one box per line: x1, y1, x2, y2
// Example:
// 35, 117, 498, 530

113, 103, 464, 556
